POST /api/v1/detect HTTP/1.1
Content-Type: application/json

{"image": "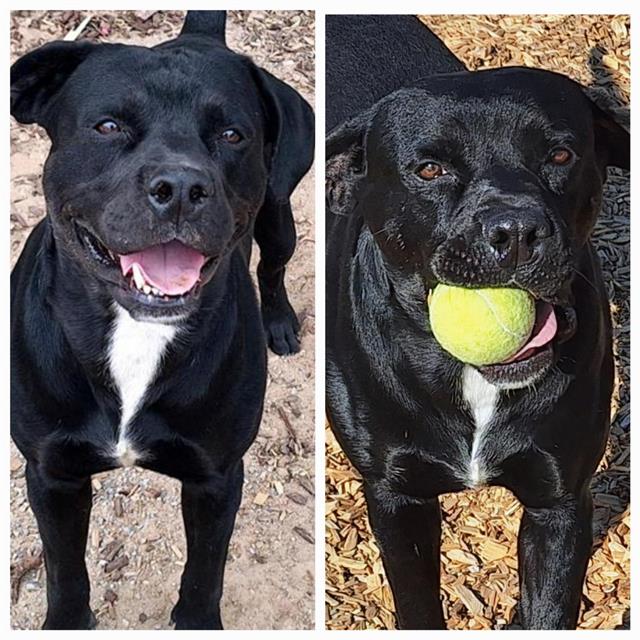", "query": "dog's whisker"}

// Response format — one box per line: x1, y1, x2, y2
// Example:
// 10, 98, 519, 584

570, 266, 599, 294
